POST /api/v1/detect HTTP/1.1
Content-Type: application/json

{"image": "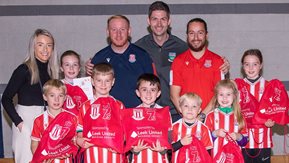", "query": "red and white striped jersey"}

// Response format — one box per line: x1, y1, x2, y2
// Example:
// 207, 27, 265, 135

131, 104, 170, 163
171, 119, 213, 163
242, 77, 272, 149
31, 110, 74, 163
205, 109, 248, 157
78, 96, 124, 163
